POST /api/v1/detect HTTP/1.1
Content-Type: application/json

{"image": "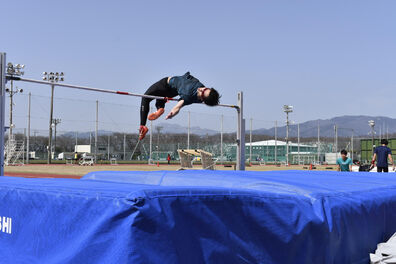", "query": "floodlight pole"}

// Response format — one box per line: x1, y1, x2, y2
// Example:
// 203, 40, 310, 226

26, 92, 31, 164
283, 105, 293, 166
249, 118, 252, 163
274, 121, 277, 164
47, 84, 54, 163
8, 80, 13, 138
369, 120, 375, 154
220, 114, 223, 164
187, 111, 190, 149
95, 100, 98, 163
0, 53, 6, 176
236, 92, 245, 171
297, 123, 300, 165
